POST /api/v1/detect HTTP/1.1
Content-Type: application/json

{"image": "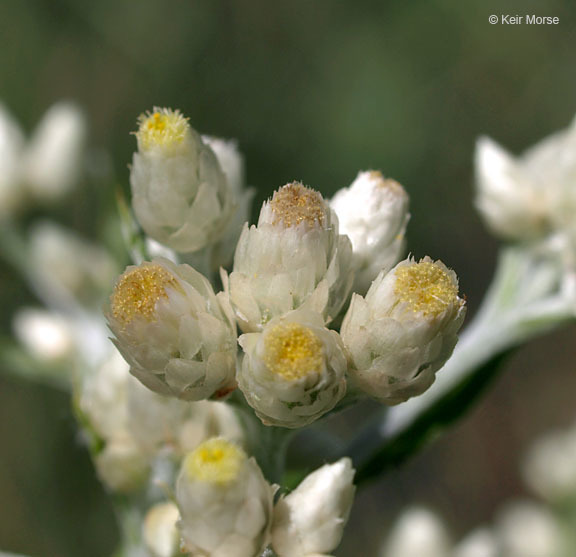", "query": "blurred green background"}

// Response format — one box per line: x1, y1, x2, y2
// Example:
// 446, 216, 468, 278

1, 0, 576, 555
